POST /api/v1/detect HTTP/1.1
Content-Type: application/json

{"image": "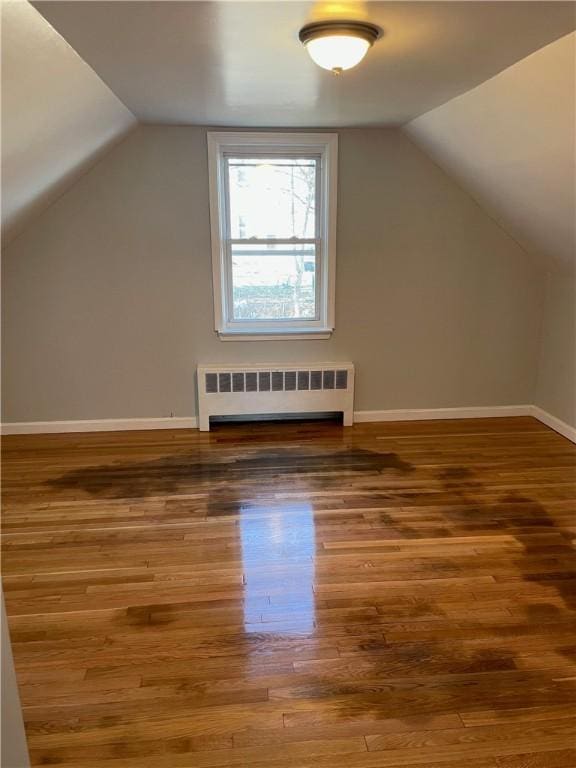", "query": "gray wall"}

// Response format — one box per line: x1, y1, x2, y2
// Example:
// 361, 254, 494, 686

2, 126, 543, 423
1, 594, 30, 768
536, 269, 576, 428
